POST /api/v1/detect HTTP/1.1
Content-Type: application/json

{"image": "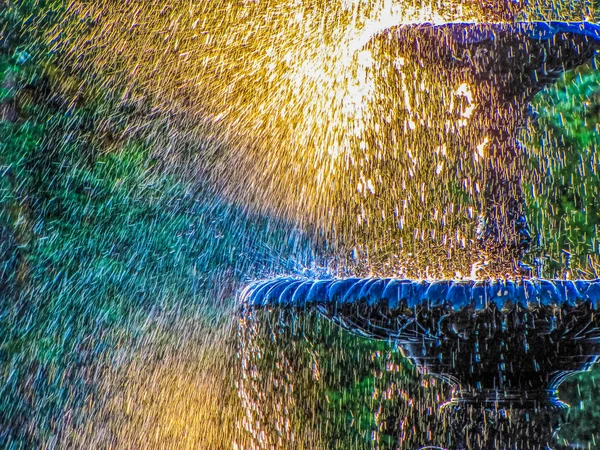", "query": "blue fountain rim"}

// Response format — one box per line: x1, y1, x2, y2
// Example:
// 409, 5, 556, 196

390, 21, 600, 46
243, 277, 600, 312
